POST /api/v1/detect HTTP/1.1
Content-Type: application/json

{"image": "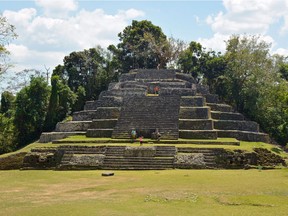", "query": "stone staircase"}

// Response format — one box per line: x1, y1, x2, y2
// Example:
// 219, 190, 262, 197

178, 95, 217, 139
112, 95, 181, 139
54, 145, 178, 170
177, 147, 219, 168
